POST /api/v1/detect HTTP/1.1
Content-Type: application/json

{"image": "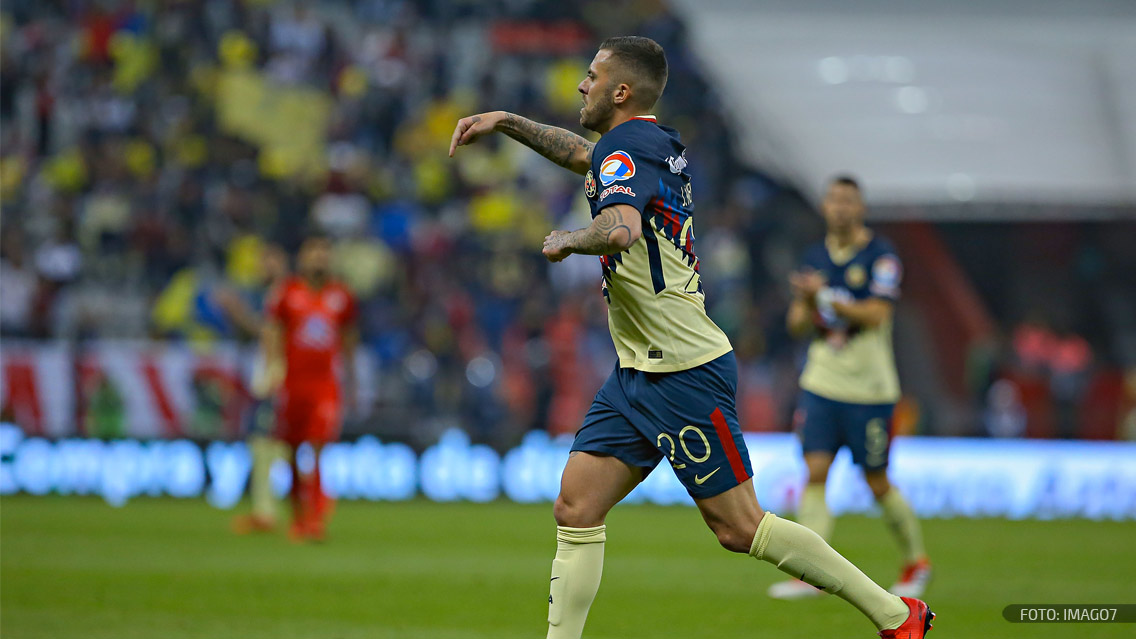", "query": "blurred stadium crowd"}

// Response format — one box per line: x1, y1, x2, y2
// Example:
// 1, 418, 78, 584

1, 0, 1133, 444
